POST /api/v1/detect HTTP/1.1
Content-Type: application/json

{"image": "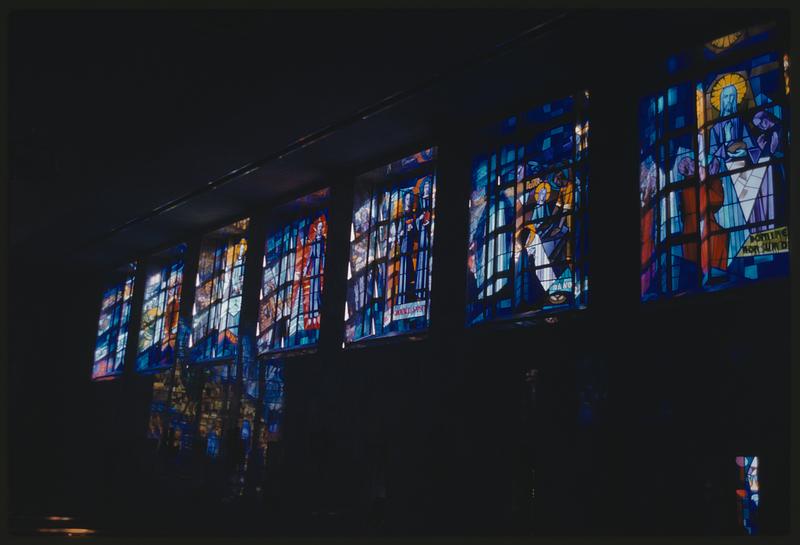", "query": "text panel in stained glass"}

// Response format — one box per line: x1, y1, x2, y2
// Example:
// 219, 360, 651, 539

344, 148, 437, 343
466, 93, 589, 326
258, 189, 329, 354
136, 244, 186, 373
92, 262, 137, 381
640, 22, 789, 301
190, 219, 249, 362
